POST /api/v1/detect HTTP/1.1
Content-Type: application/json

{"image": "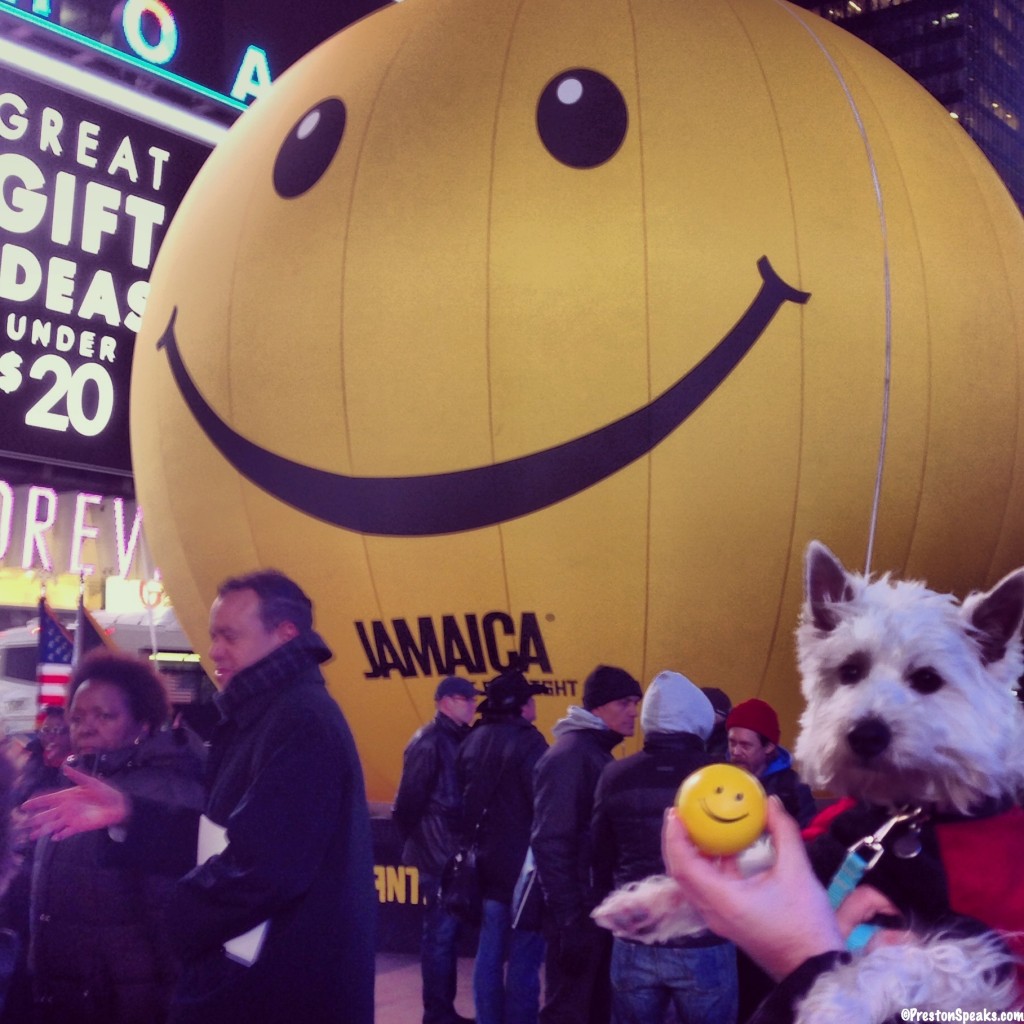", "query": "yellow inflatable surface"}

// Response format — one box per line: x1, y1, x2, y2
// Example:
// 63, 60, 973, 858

131, 0, 1024, 802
